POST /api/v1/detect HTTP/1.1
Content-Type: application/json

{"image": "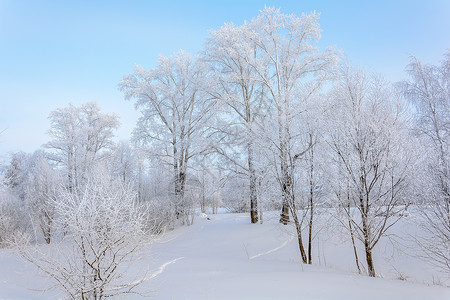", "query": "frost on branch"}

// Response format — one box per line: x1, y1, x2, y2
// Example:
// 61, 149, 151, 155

17, 169, 152, 299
